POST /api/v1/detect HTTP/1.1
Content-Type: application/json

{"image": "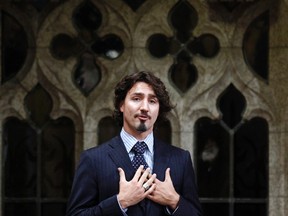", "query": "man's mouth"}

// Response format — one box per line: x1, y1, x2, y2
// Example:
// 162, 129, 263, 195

135, 114, 150, 121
